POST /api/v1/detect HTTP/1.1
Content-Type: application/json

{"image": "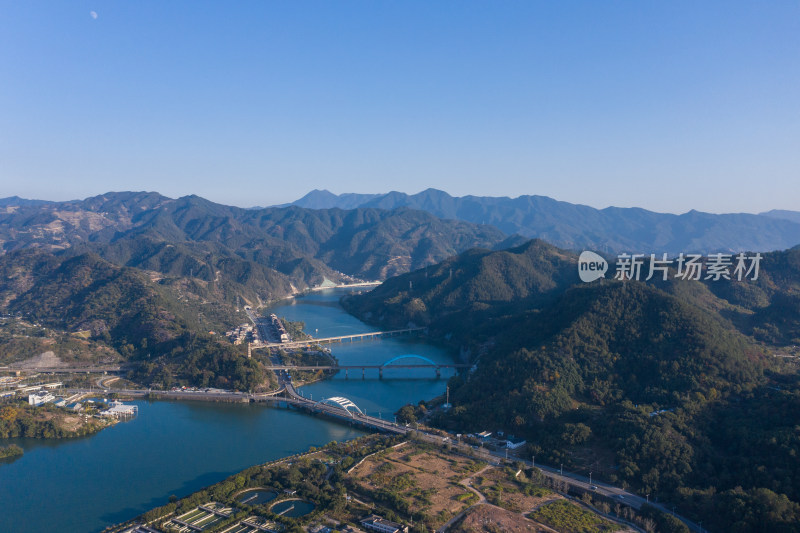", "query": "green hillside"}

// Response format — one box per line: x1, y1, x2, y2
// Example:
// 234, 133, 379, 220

345, 242, 800, 532
0, 250, 265, 391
